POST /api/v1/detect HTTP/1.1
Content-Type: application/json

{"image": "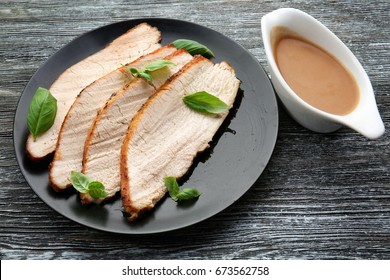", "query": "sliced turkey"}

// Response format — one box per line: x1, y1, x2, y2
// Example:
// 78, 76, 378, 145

49, 45, 177, 191
81, 49, 193, 204
26, 23, 161, 160
120, 55, 240, 221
